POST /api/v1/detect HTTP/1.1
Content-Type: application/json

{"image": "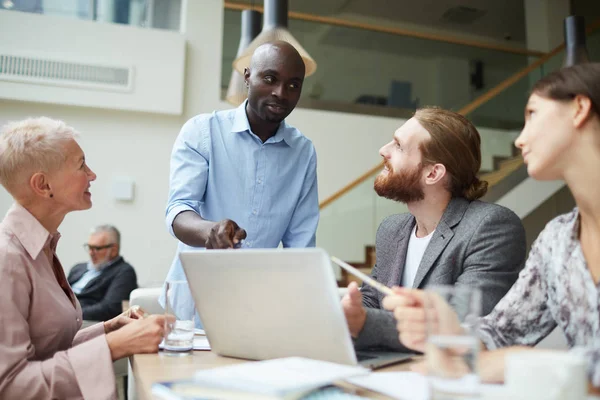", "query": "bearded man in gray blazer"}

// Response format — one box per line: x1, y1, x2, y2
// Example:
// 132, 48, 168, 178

343, 107, 526, 352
